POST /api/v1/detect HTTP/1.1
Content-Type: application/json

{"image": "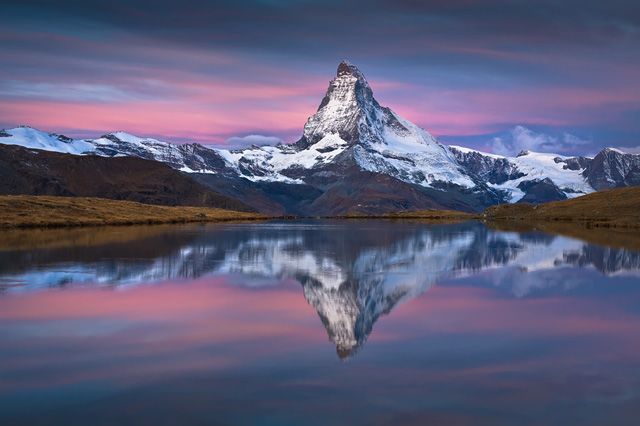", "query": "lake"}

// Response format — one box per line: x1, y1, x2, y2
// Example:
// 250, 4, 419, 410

1, 220, 640, 425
